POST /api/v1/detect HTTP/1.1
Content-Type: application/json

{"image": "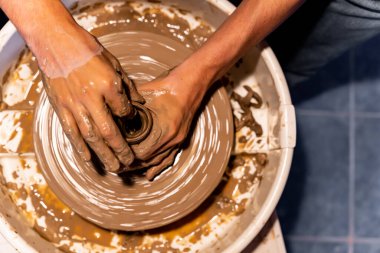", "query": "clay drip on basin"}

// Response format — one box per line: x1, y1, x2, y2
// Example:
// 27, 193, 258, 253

0, 2, 269, 252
